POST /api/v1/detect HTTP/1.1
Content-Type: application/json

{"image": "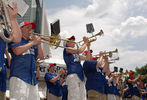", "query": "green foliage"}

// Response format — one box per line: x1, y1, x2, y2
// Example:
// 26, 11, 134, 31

135, 64, 147, 83
135, 64, 147, 75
